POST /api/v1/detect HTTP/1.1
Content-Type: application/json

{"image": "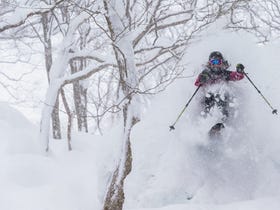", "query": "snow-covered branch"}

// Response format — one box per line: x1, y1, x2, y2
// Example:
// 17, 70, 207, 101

0, 0, 65, 33
63, 63, 113, 85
